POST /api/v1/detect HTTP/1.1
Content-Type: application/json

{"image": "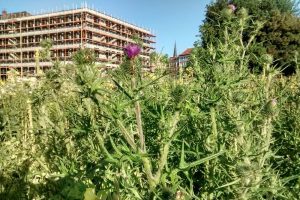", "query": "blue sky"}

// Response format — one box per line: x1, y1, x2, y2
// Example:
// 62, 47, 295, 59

0, 0, 211, 56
